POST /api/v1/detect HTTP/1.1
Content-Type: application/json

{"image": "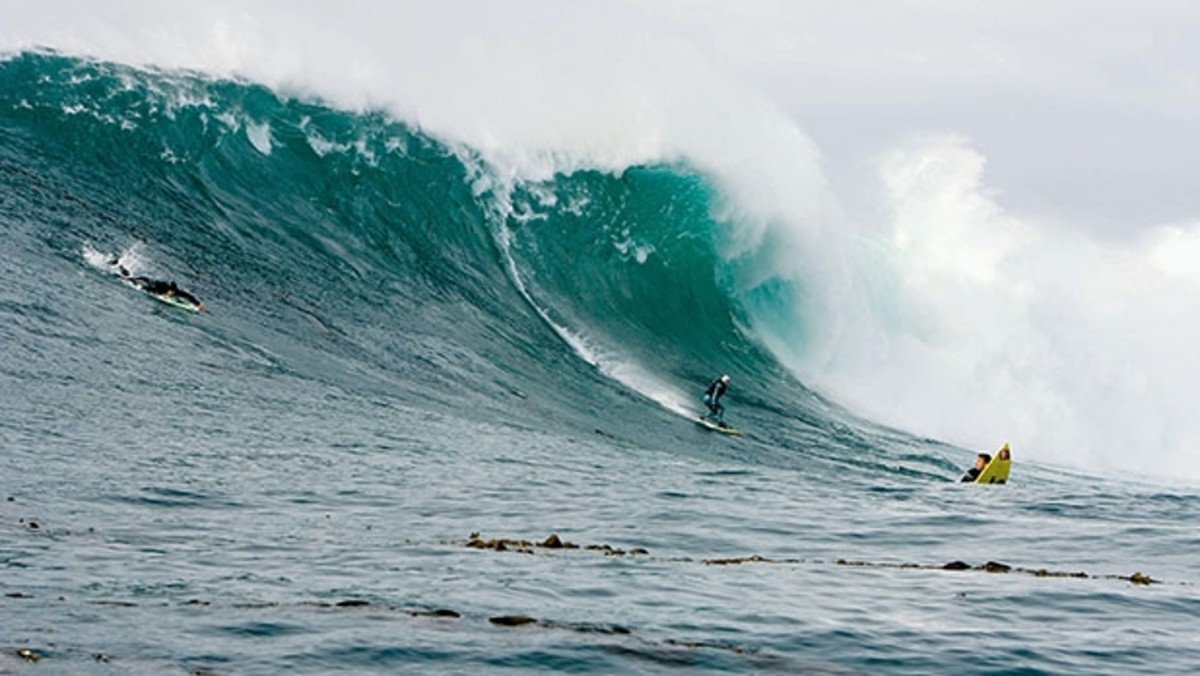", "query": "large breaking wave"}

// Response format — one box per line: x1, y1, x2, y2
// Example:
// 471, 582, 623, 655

3, 44, 1200, 482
